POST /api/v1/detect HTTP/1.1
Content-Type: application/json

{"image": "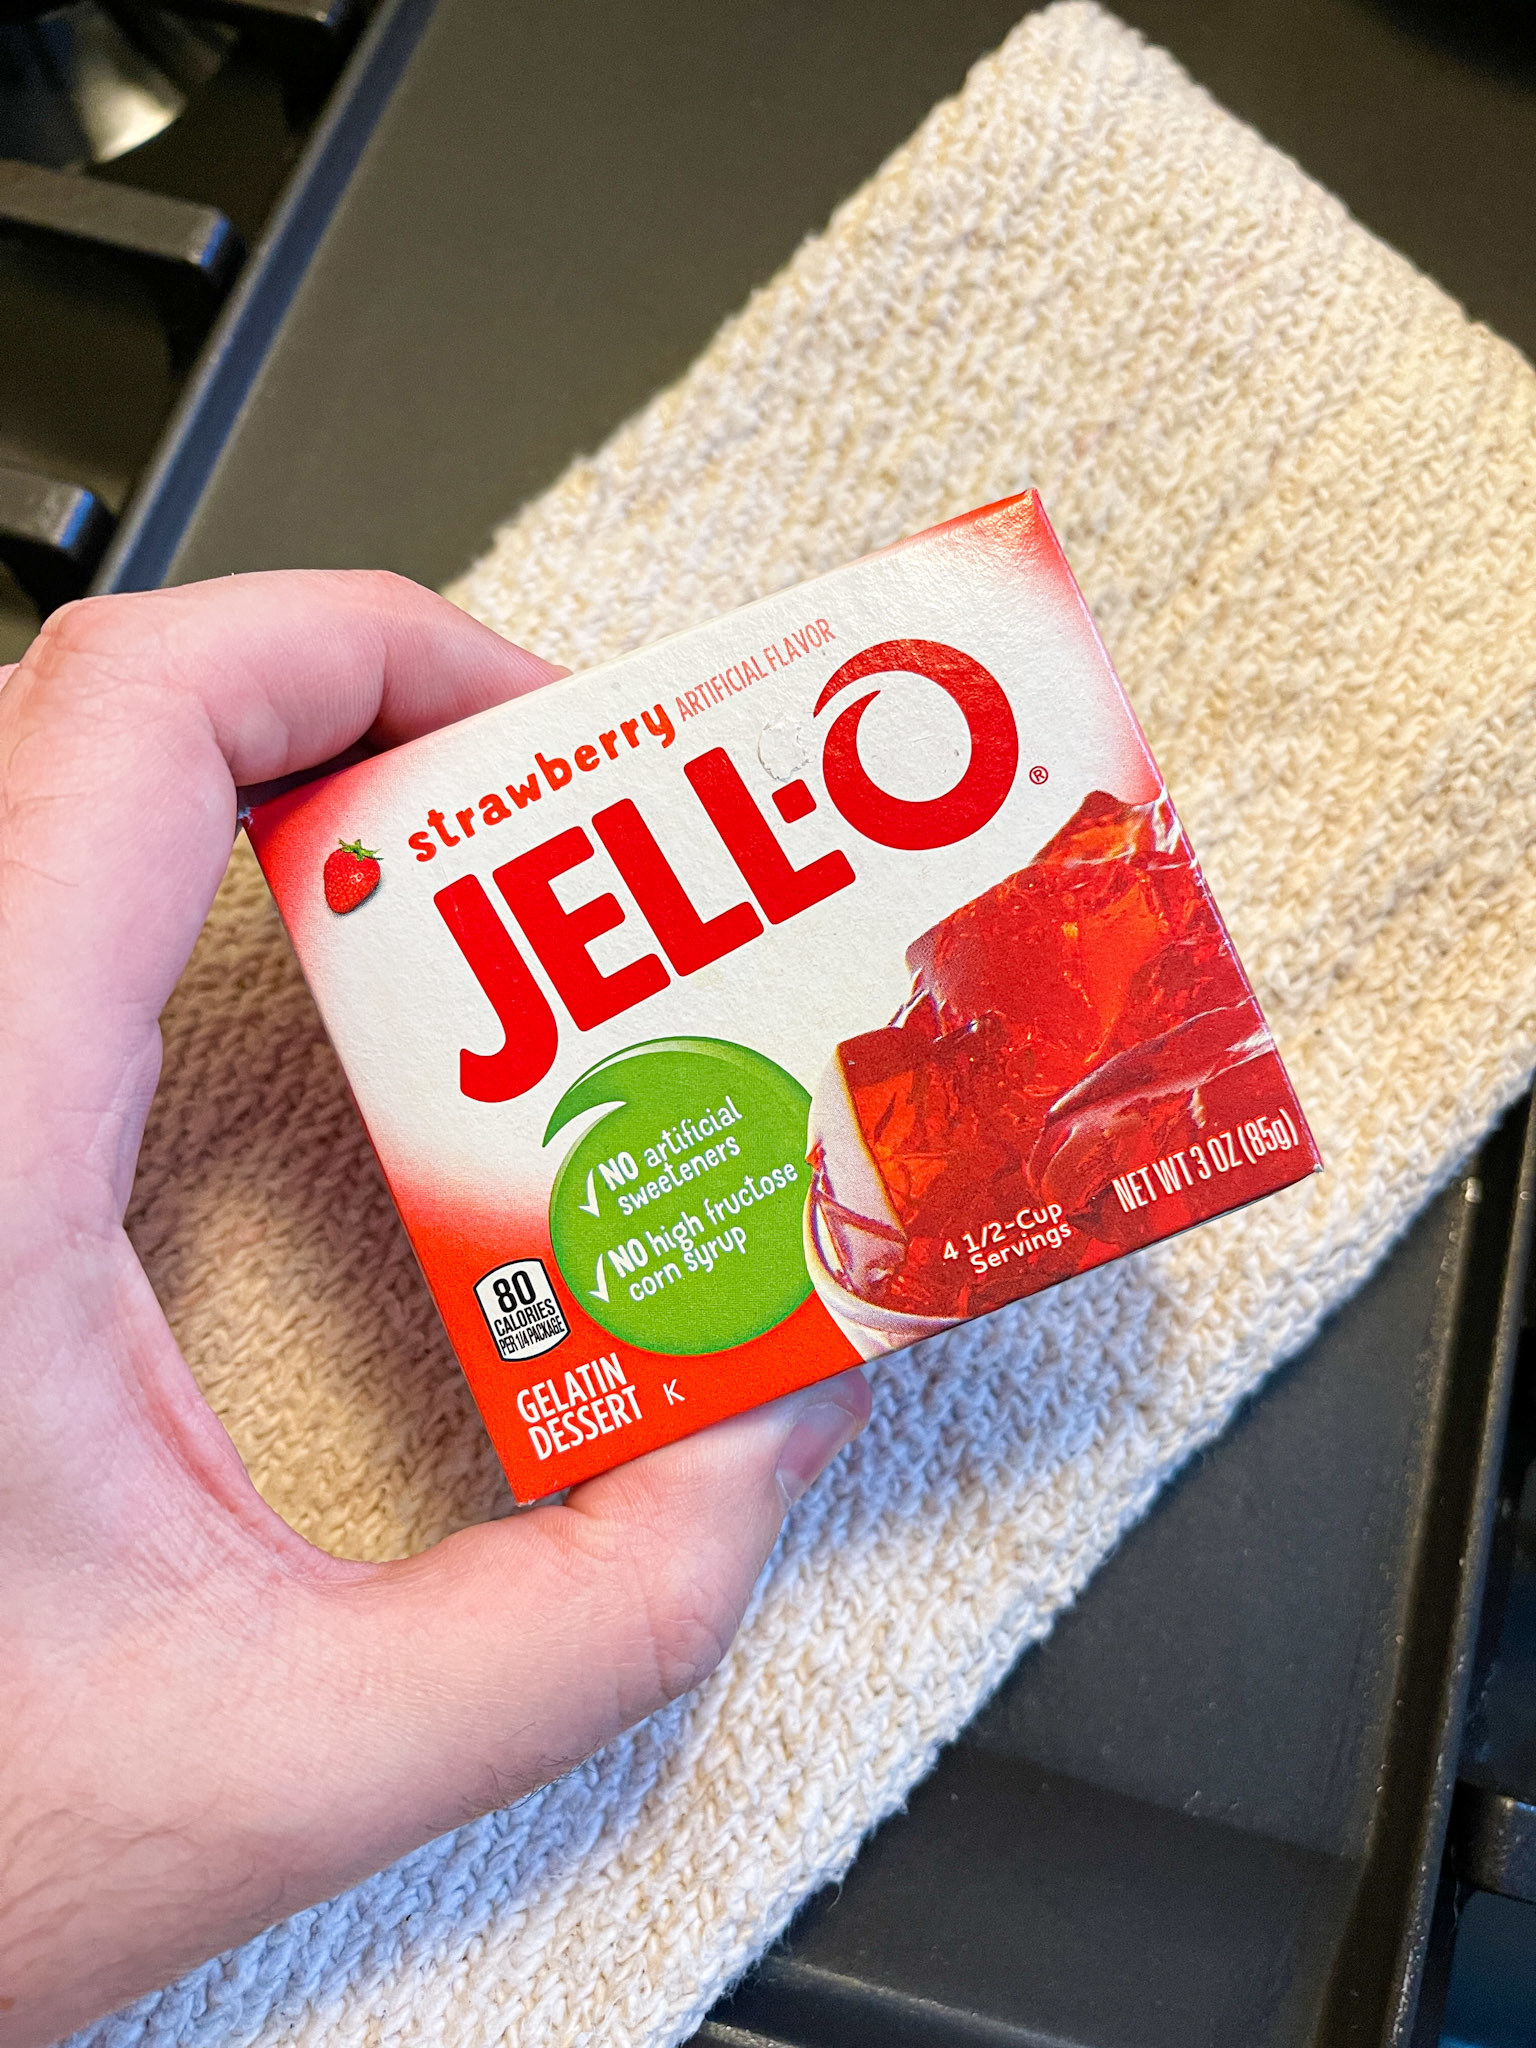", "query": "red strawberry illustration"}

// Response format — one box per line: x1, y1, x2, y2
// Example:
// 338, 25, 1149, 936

324, 838, 382, 914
